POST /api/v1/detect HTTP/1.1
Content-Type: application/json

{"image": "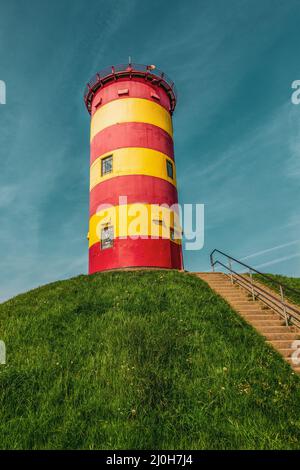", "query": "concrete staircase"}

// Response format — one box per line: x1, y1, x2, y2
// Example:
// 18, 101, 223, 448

196, 272, 300, 374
